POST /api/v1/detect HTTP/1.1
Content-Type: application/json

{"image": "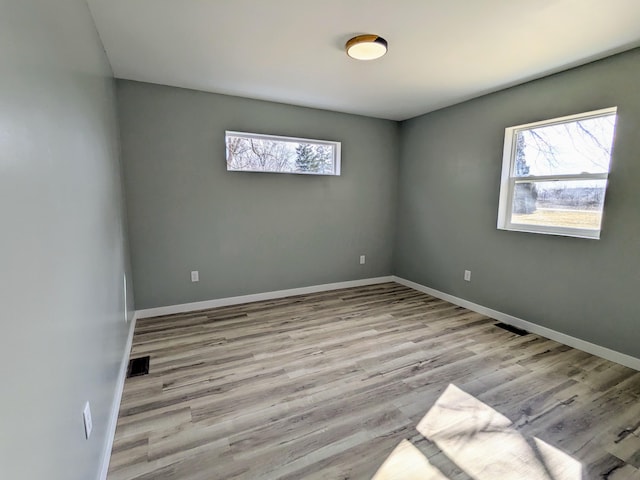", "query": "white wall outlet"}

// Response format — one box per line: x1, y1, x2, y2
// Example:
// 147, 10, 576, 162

464, 270, 471, 282
359, 255, 366, 265
83, 402, 93, 439
191, 270, 199, 282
